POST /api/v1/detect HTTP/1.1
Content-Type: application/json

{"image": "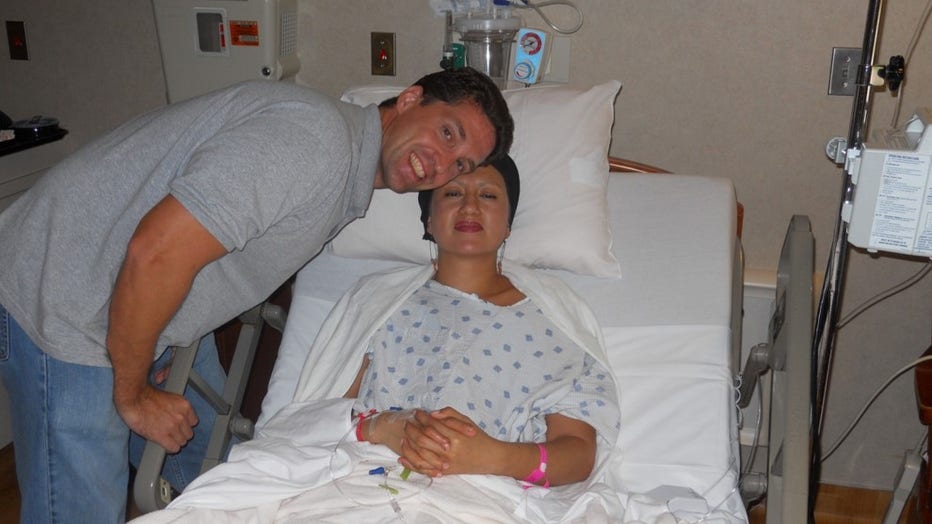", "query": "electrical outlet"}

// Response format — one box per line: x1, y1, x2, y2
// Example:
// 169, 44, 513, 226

371, 32, 395, 76
6, 21, 28, 61
828, 47, 862, 96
